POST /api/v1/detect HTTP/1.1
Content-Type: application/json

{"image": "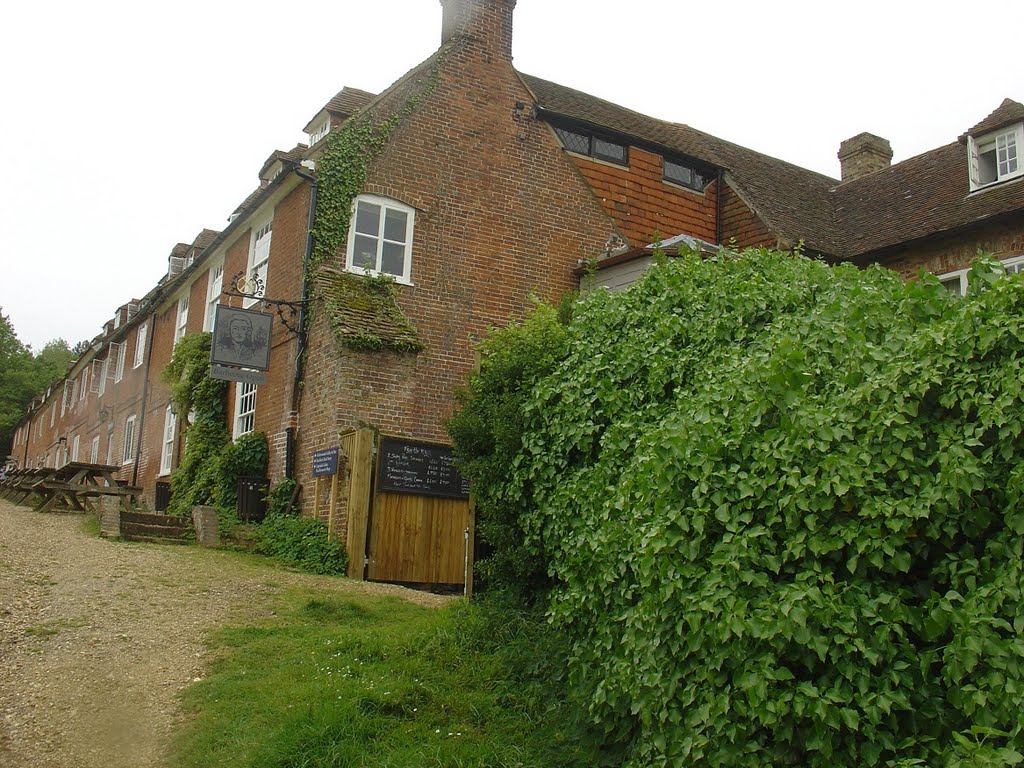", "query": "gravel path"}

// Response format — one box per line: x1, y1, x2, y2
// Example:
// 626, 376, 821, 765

0, 499, 450, 768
